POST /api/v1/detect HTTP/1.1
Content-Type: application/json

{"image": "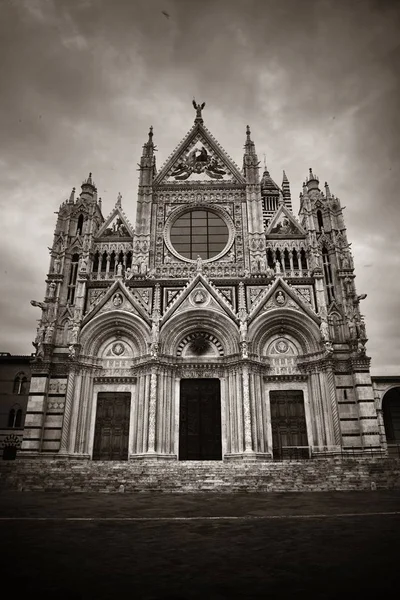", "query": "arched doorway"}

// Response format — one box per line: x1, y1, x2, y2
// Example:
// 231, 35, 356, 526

382, 387, 400, 454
